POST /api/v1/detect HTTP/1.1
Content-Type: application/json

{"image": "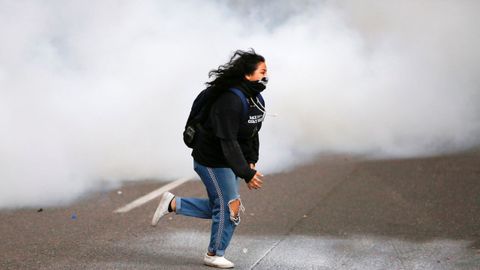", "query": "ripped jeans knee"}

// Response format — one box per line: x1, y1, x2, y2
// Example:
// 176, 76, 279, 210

228, 197, 245, 226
